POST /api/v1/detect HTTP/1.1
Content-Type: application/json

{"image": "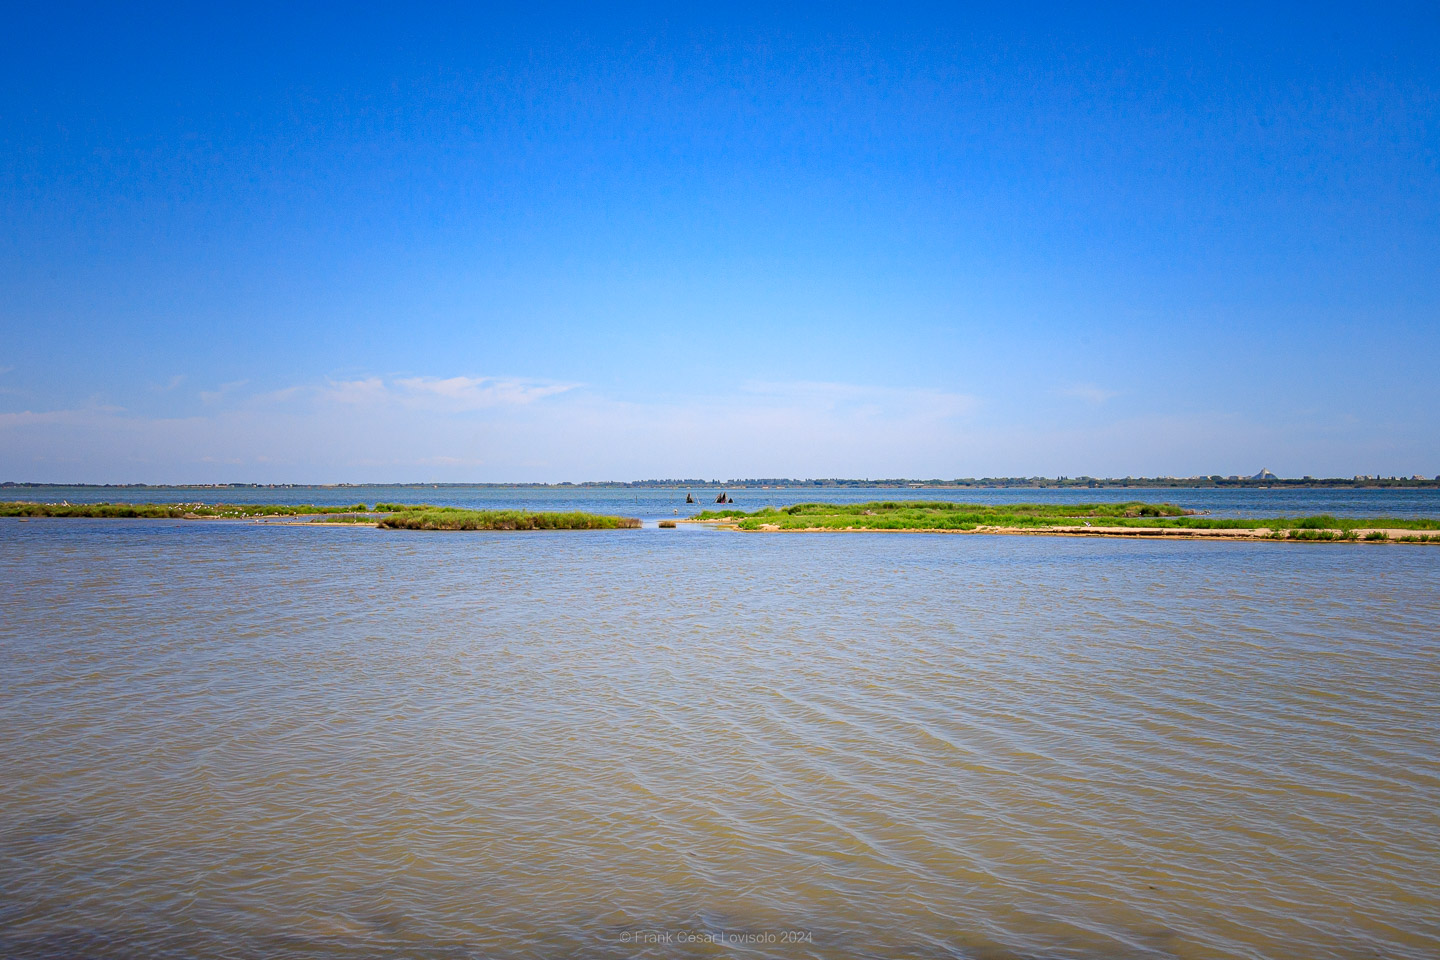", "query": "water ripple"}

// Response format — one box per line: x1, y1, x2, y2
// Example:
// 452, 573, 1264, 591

1, 520, 1437, 959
